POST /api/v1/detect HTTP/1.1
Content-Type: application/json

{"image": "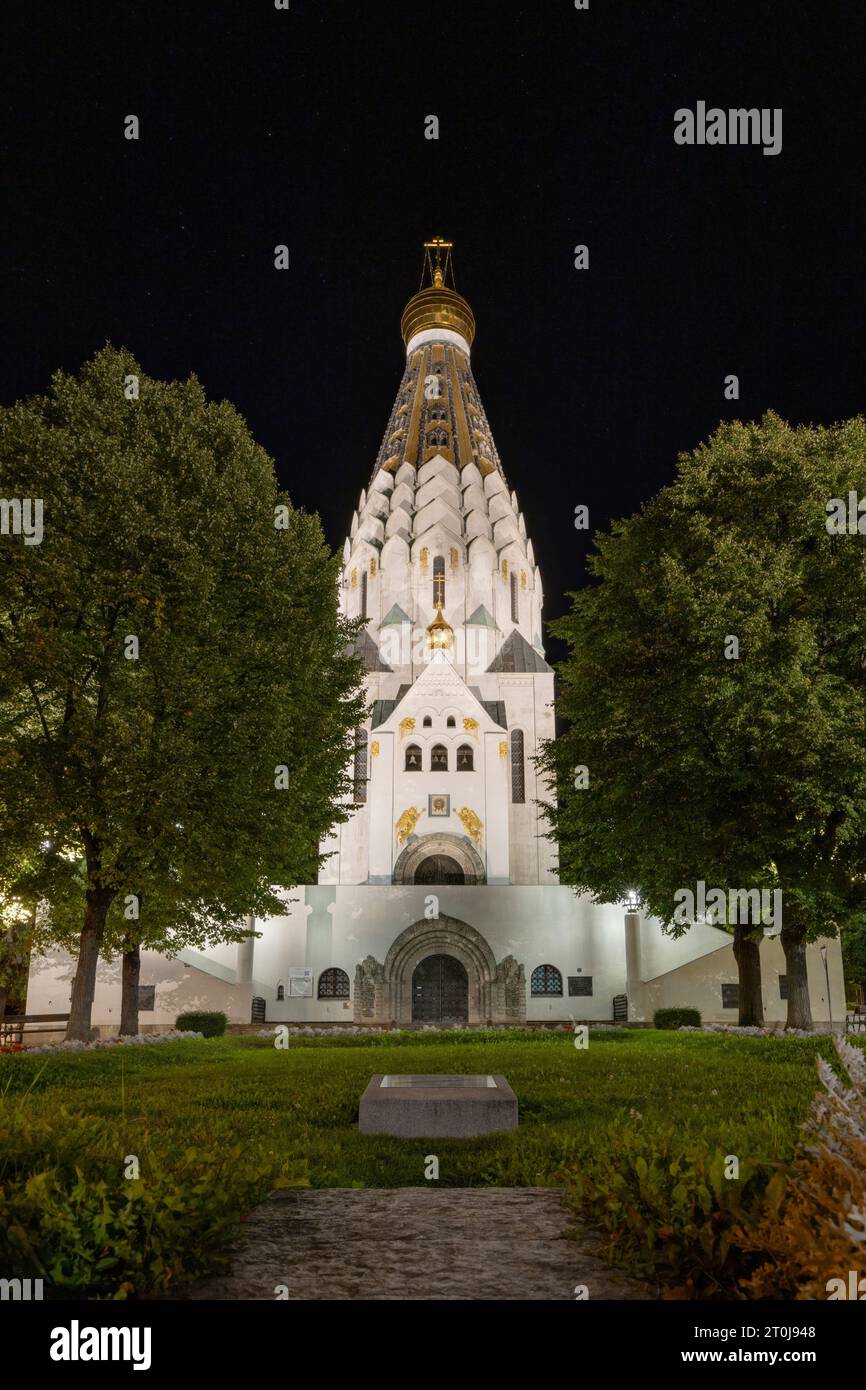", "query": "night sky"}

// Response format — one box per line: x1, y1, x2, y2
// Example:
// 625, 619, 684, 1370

4, 1, 865, 664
